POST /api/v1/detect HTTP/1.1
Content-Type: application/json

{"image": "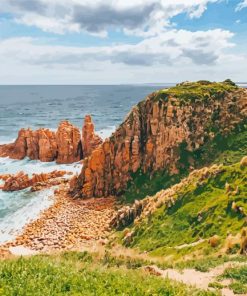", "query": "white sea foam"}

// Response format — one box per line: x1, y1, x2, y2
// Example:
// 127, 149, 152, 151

0, 188, 55, 244
0, 157, 82, 245
0, 125, 115, 245
0, 138, 16, 145
0, 157, 82, 176
97, 125, 116, 140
